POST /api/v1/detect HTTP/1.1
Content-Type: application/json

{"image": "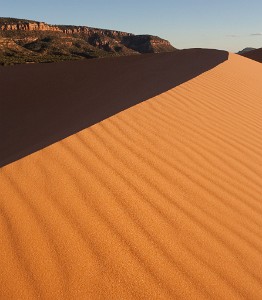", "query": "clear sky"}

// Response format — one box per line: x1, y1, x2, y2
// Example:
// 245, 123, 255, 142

1, 0, 262, 52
